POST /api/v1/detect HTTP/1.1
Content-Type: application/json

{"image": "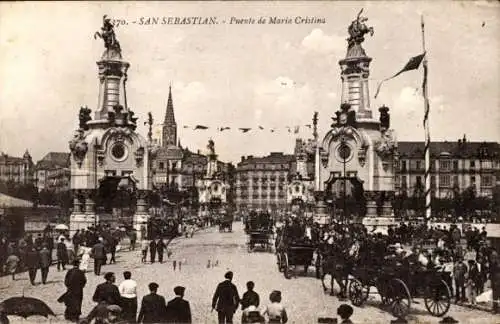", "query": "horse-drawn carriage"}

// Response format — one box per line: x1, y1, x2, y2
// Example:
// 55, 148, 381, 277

275, 223, 319, 279
217, 212, 233, 233
245, 211, 273, 253
348, 259, 452, 318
